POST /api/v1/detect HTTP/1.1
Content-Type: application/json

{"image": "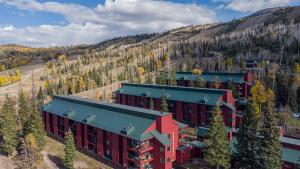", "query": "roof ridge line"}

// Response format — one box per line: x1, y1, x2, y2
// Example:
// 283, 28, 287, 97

122, 83, 229, 93
53, 95, 168, 119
